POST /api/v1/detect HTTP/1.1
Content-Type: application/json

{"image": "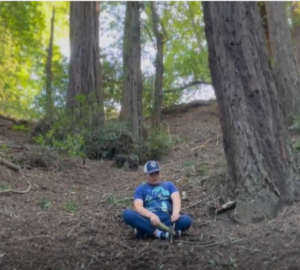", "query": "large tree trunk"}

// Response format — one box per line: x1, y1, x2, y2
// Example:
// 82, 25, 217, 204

290, 2, 300, 71
203, 2, 300, 223
66, 1, 104, 125
151, 1, 165, 129
257, 2, 271, 57
45, 7, 55, 122
120, 2, 143, 142
265, 2, 300, 125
